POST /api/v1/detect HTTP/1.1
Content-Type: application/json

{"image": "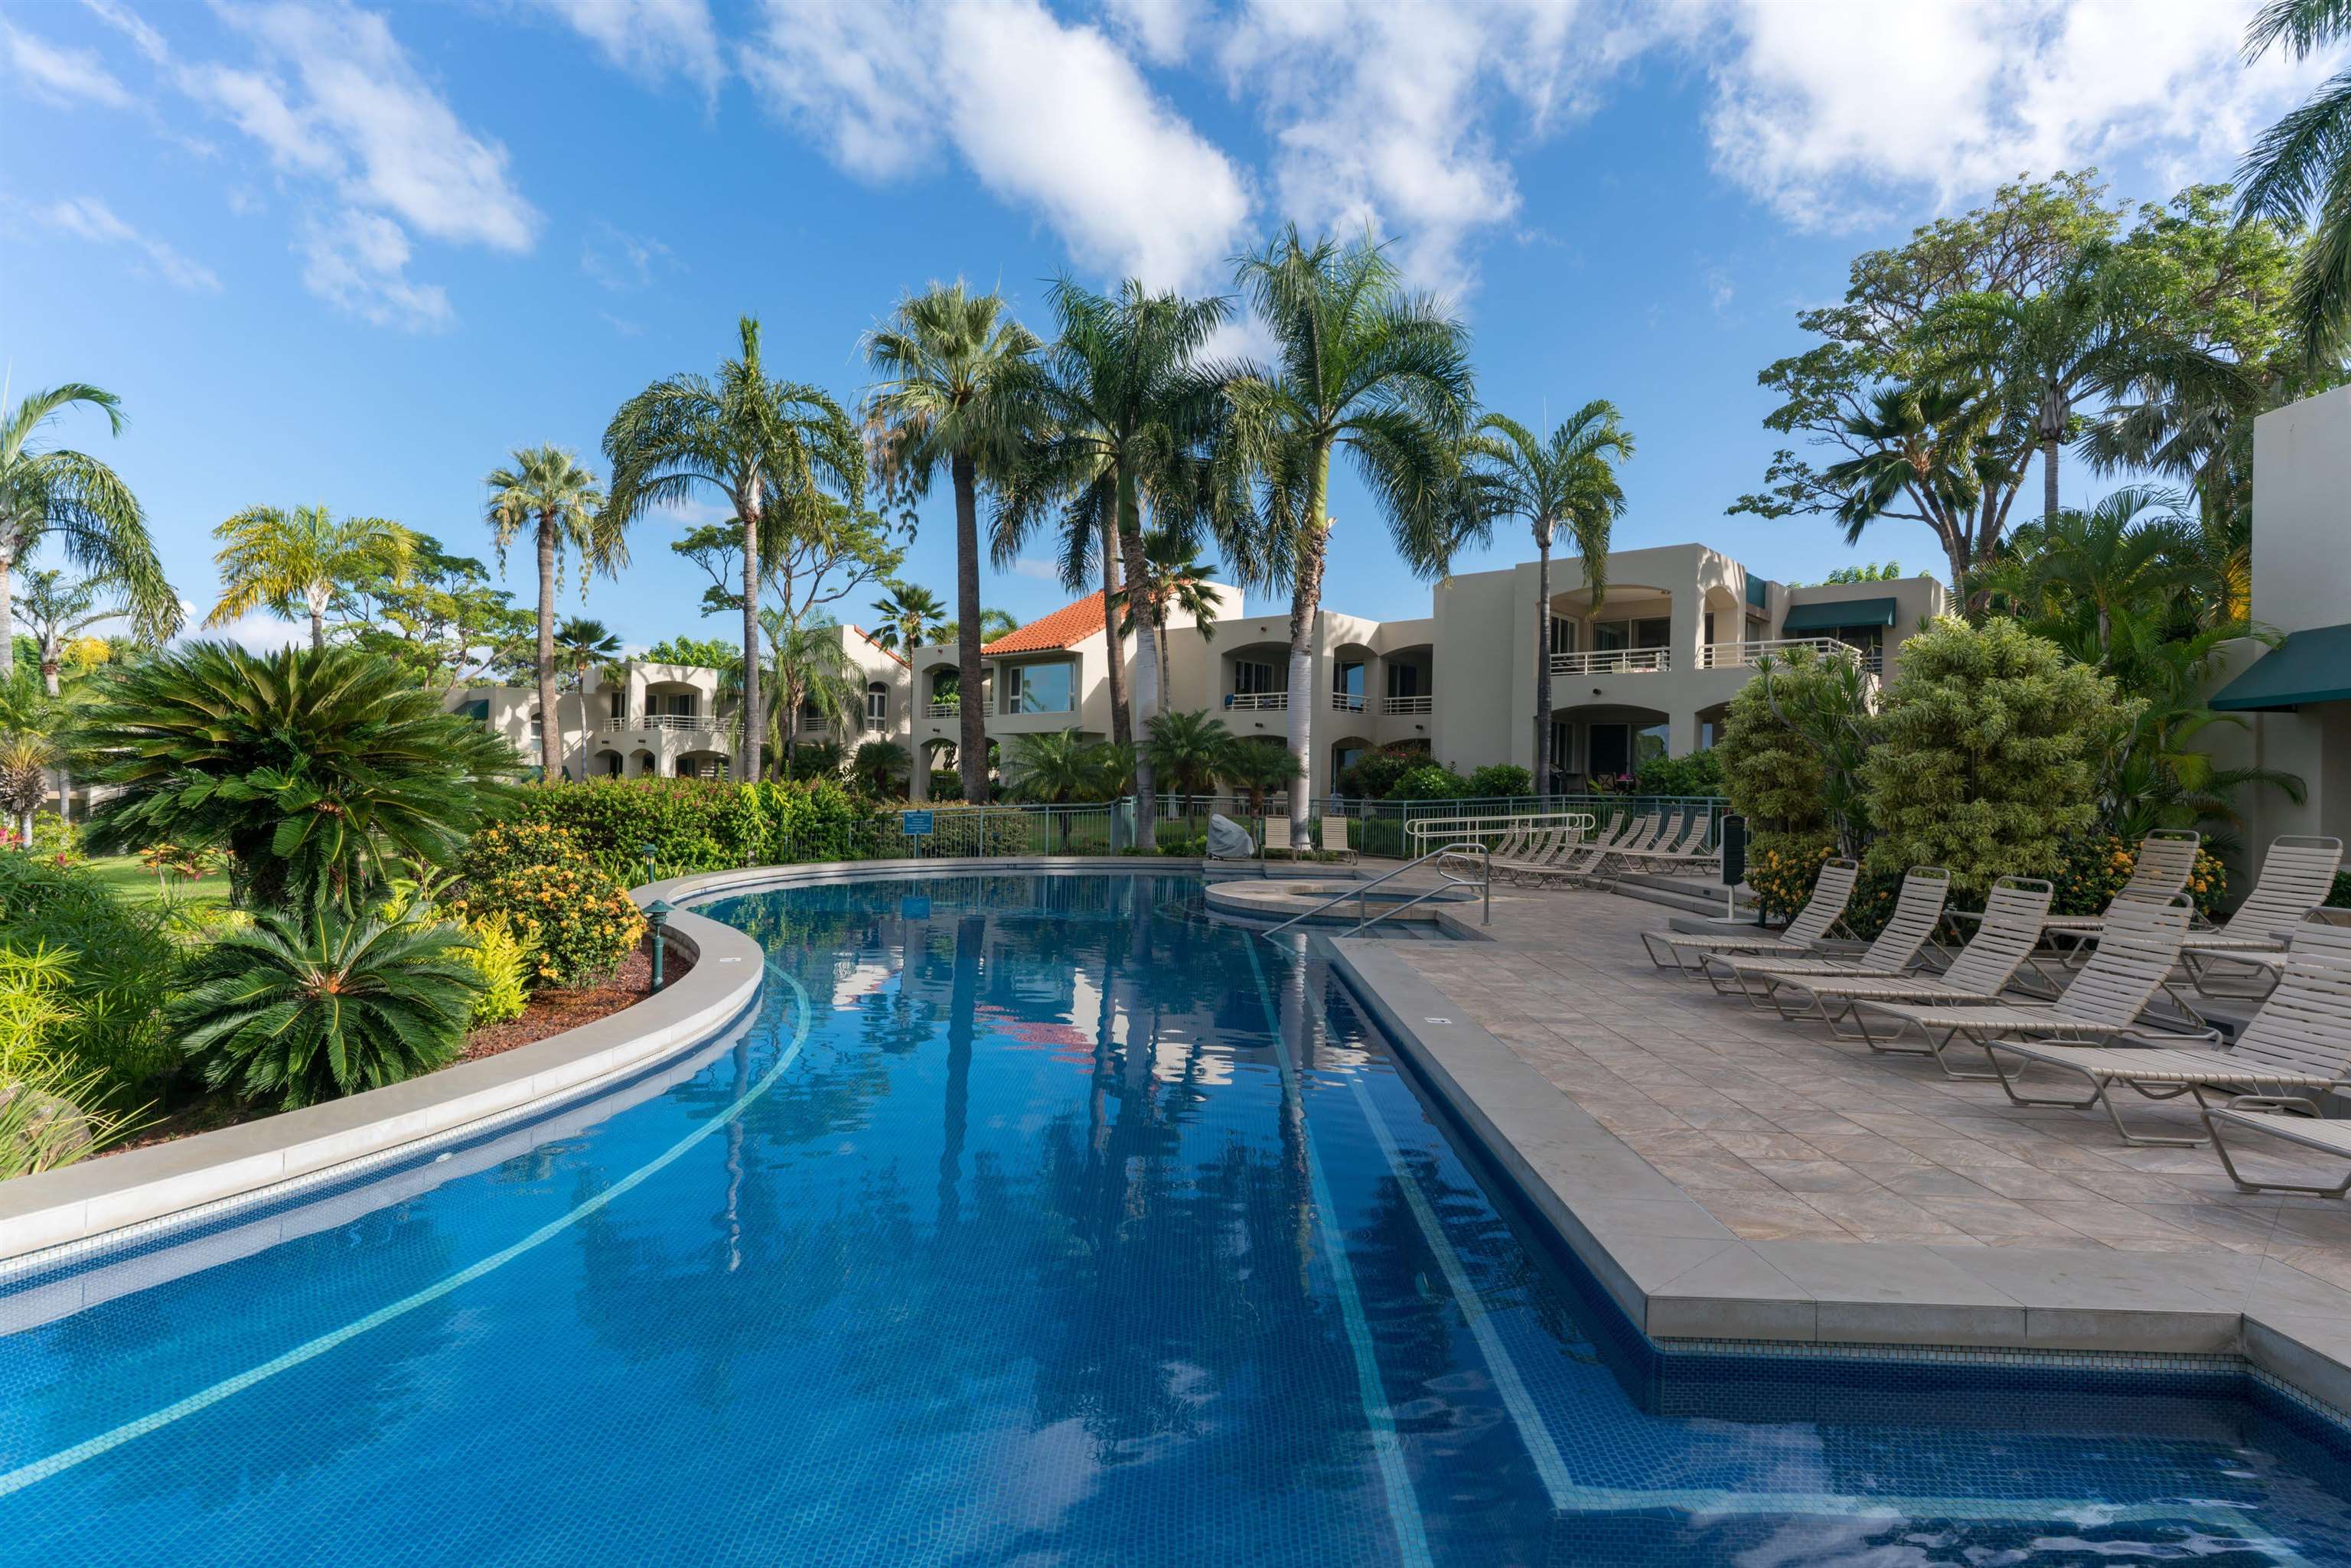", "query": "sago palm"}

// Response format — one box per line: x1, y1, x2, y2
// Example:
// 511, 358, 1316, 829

208, 504, 414, 652
484, 445, 615, 782
2240, 0, 2351, 356
1001, 728, 1101, 804
863, 282, 1043, 804
1460, 403, 1635, 796
0, 380, 178, 676
1975, 486, 2203, 658
605, 318, 862, 784
1220, 227, 1475, 817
